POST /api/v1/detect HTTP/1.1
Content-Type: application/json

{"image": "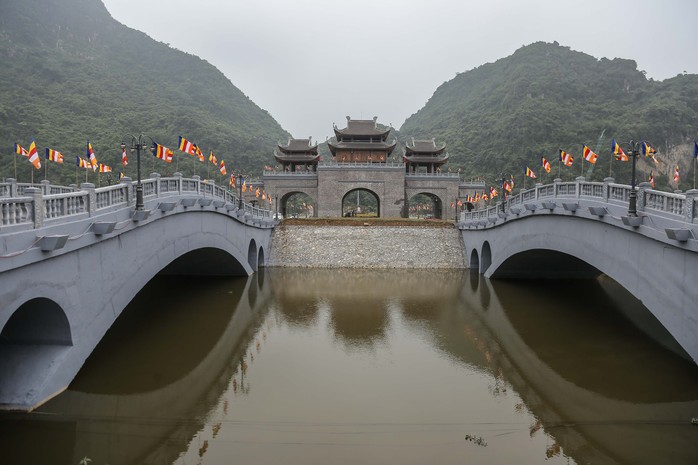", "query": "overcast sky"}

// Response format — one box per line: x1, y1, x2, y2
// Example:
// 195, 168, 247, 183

102, 0, 698, 141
